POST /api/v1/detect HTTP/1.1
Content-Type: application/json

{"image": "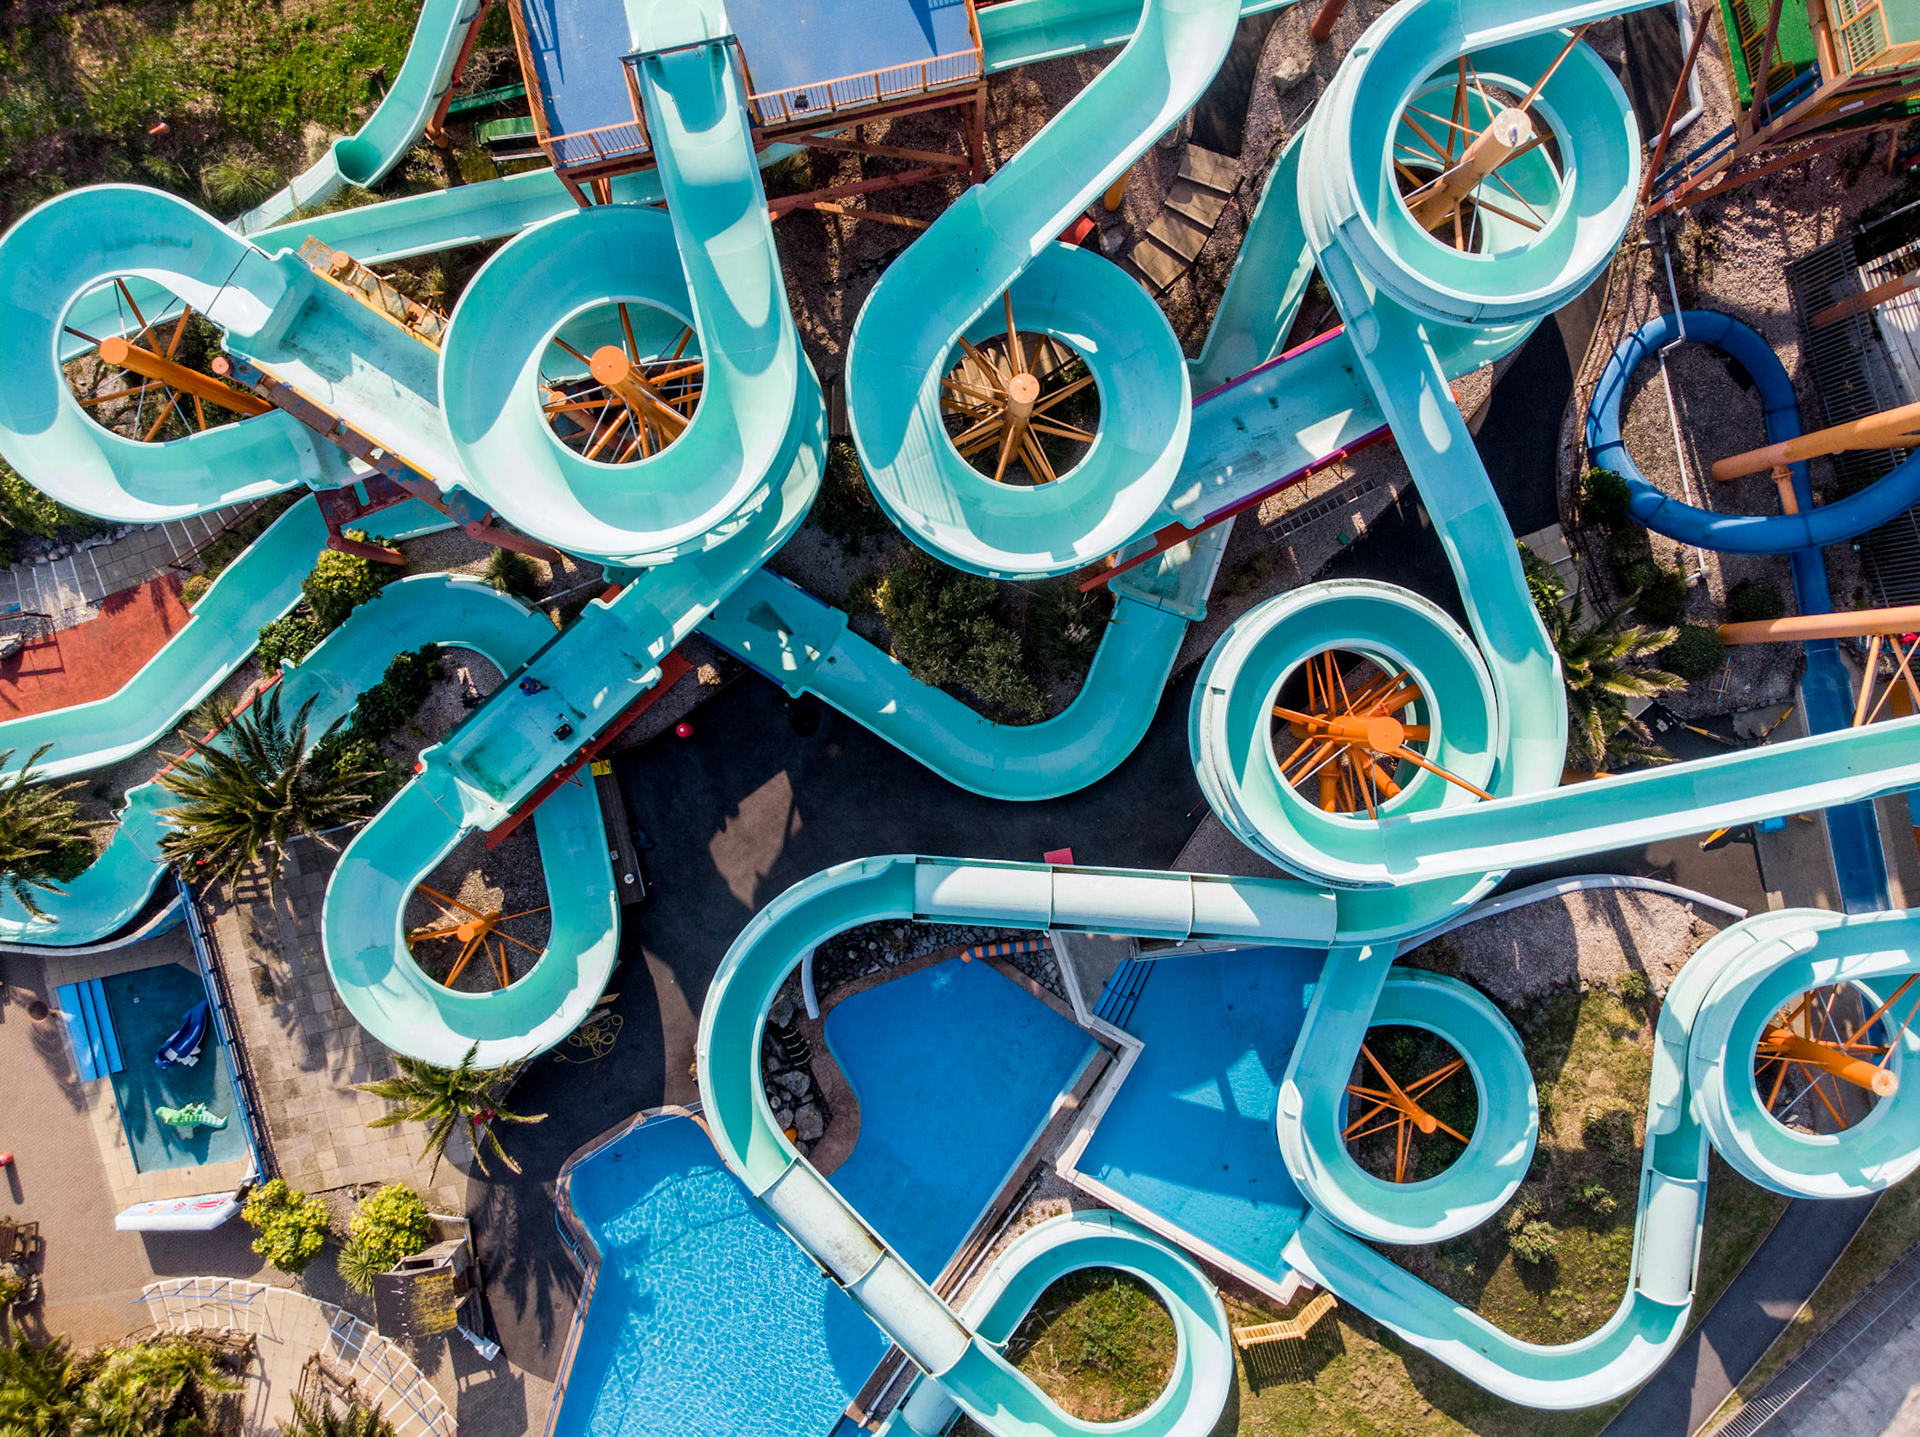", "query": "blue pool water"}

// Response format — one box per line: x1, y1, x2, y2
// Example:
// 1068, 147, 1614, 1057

1075, 947, 1321, 1281
826, 956, 1097, 1280
551, 1114, 887, 1437
102, 963, 247, 1172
